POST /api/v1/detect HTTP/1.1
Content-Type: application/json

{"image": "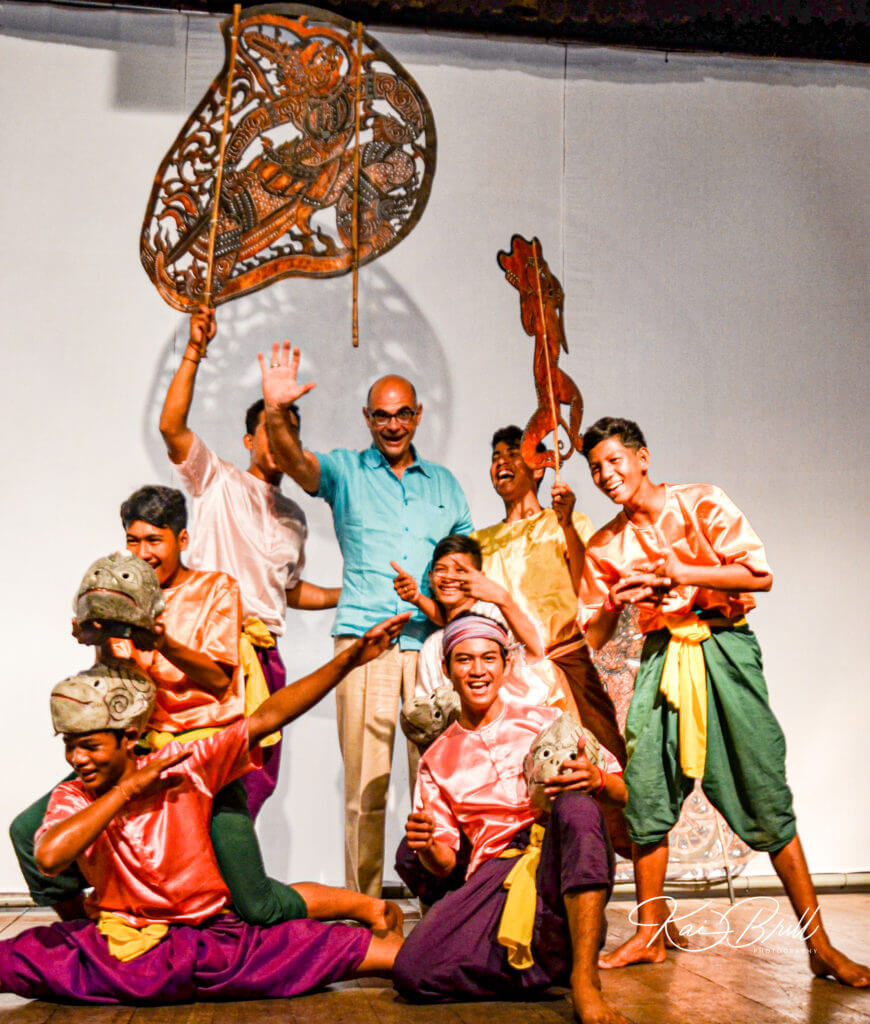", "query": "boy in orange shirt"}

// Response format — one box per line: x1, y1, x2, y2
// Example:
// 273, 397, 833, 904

11, 486, 307, 927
